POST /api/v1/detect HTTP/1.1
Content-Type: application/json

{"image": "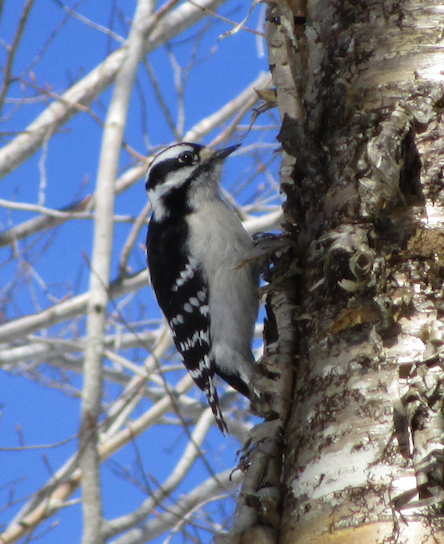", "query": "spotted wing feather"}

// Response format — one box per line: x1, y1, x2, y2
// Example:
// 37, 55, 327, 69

147, 217, 227, 433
